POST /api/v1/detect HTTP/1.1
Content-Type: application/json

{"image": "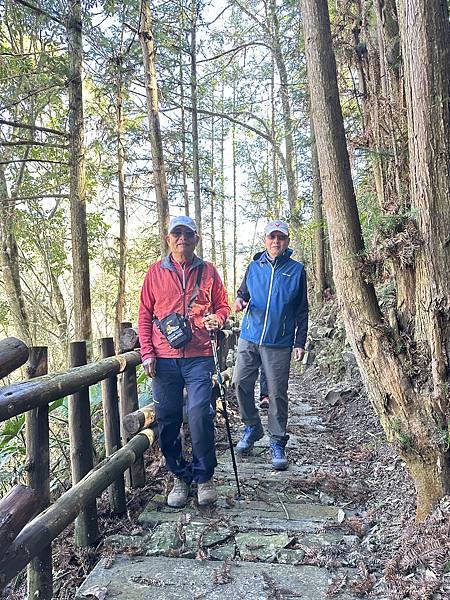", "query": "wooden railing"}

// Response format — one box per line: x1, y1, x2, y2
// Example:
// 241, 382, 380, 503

0, 324, 153, 597
0, 324, 239, 598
